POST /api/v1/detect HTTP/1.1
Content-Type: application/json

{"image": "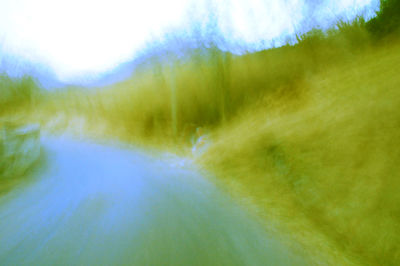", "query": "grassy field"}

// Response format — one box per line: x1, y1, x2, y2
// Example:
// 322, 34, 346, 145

20, 33, 398, 265
2, 6, 400, 264
199, 40, 400, 265
29, 20, 374, 147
